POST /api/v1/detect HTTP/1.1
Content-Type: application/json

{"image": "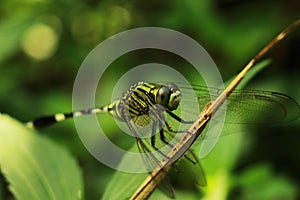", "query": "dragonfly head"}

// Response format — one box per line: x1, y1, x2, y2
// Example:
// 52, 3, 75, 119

156, 83, 181, 111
